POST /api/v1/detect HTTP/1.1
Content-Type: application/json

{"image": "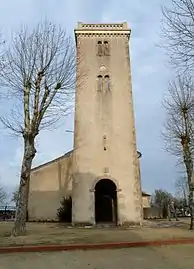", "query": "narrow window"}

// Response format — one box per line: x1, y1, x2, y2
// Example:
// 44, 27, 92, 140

104, 41, 110, 56
104, 75, 110, 91
97, 41, 103, 56
97, 75, 103, 91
